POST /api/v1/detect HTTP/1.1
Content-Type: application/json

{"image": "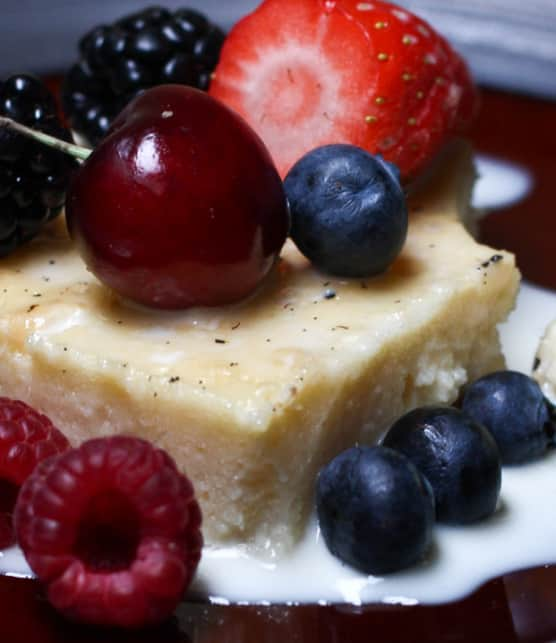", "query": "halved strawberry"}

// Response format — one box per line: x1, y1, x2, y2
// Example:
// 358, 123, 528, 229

209, 0, 478, 181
